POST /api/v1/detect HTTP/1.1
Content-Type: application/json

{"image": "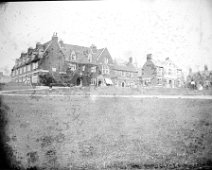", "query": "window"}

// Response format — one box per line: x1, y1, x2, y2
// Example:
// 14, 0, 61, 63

52, 67, 56, 72
157, 67, 163, 76
91, 78, 96, 85
23, 66, 26, 73
126, 72, 131, 77
82, 65, 85, 71
35, 62, 38, 69
23, 76, 26, 83
102, 65, 109, 75
32, 62, 38, 70
157, 78, 162, 85
121, 71, 126, 77
20, 67, 23, 74
88, 54, 92, 63
105, 57, 109, 64
27, 65, 31, 72
91, 66, 96, 73
69, 63, 76, 71
70, 51, 76, 61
